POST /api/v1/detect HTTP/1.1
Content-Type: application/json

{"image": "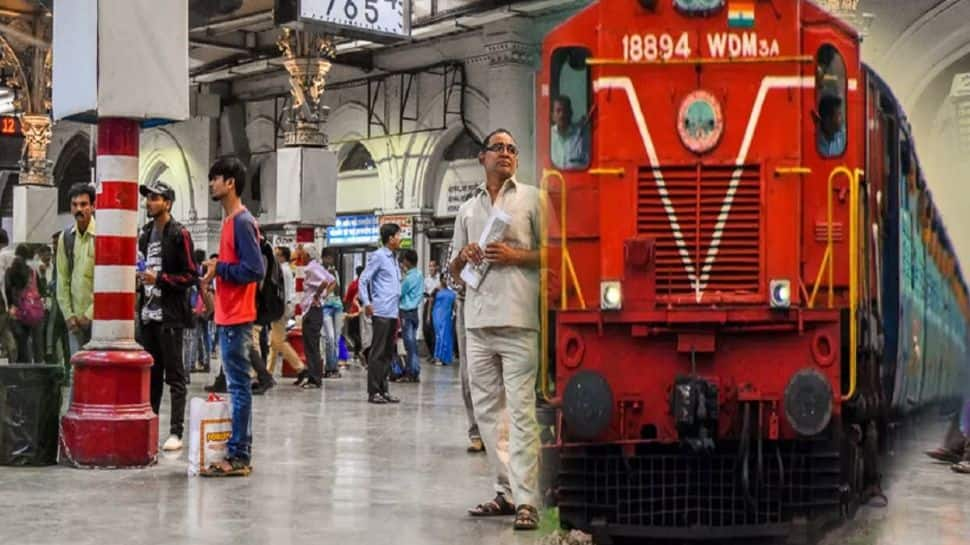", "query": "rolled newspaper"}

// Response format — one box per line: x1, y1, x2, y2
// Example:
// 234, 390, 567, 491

460, 207, 511, 290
